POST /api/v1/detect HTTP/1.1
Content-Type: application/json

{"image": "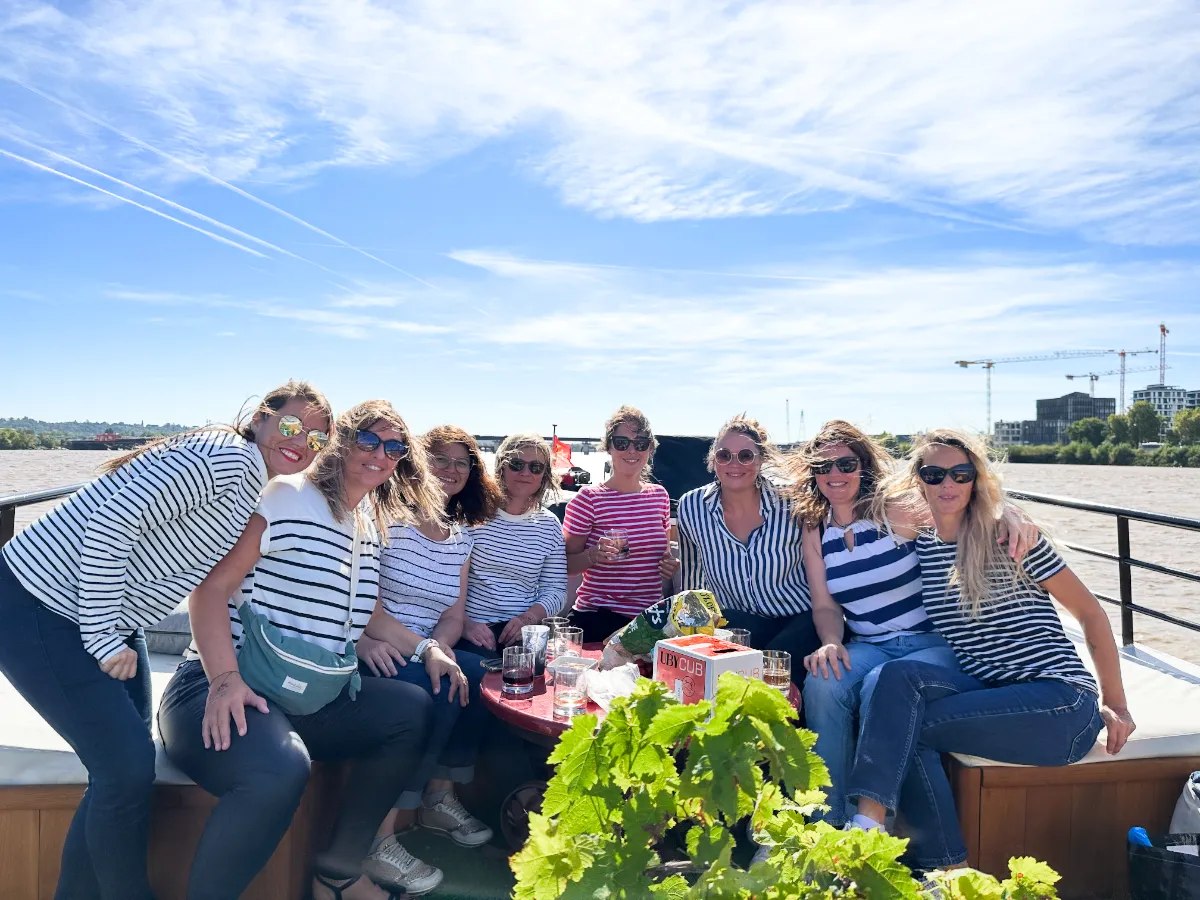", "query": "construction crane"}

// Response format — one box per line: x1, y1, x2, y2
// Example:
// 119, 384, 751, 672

1066, 366, 1161, 398
955, 350, 1114, 435
1160, 323, 1169, 384
1113, 348, 1159, 413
